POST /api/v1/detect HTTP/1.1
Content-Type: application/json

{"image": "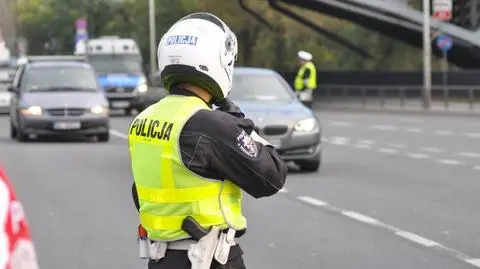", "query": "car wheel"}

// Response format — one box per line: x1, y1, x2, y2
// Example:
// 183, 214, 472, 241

10, 121, 17, 139
97, 132, 110, 142
16, 128, 30, 142
295, 153, 322, 172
